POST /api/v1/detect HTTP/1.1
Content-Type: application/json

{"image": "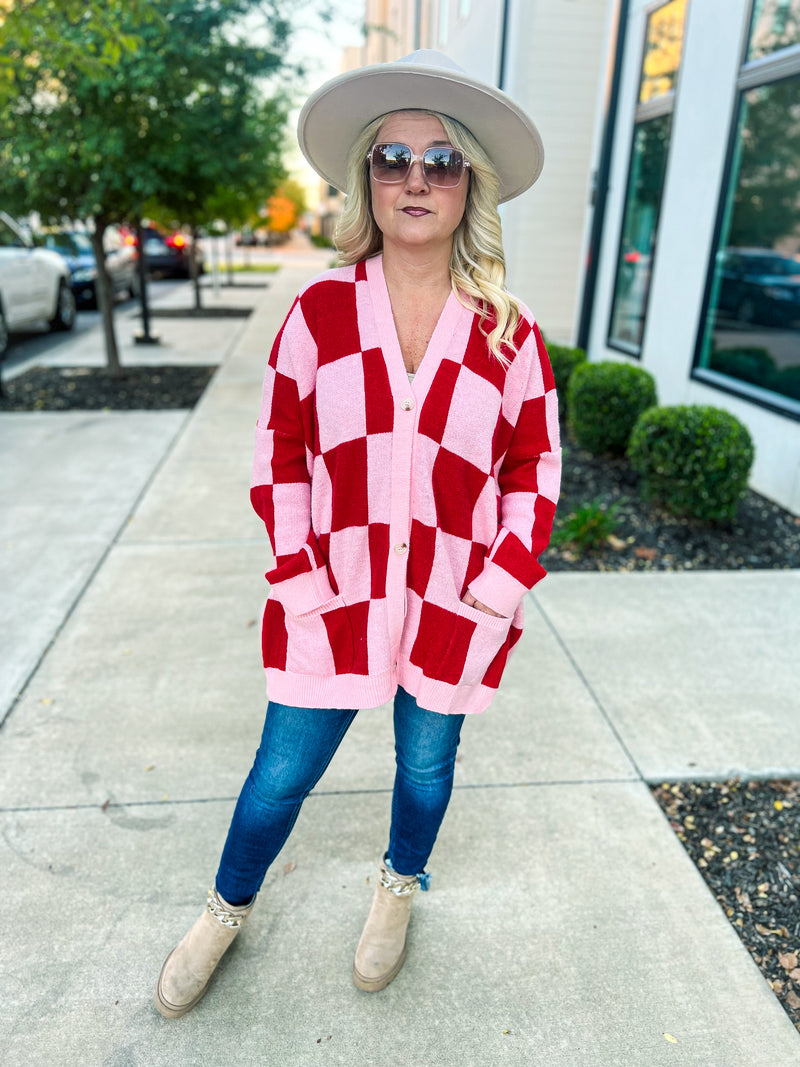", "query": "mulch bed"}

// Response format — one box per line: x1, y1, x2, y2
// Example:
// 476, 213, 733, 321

0, 364, 217, 410
652, 781, 800, 1034
541, 442, 800, 573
